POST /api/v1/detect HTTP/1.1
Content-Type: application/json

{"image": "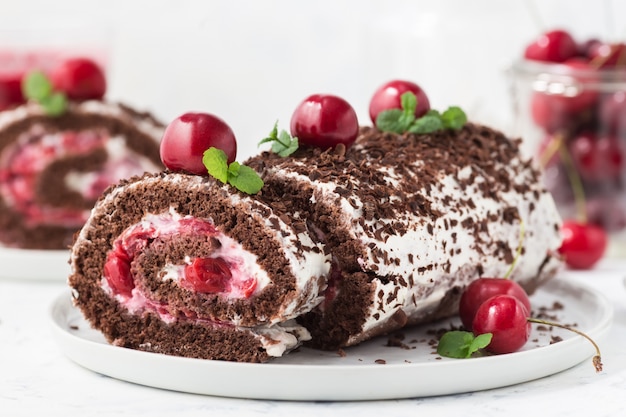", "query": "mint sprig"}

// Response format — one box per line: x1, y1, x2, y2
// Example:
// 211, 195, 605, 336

436, 330, 492, 359
375, 91, 467, 134
21, 70, 67, 117
202, 147, 264, 194
258, 121, 299, 157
